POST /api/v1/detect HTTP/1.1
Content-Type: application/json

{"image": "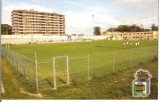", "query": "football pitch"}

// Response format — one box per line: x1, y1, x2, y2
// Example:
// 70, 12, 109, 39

4, 40, 158, 90
10, 40, 158, 59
